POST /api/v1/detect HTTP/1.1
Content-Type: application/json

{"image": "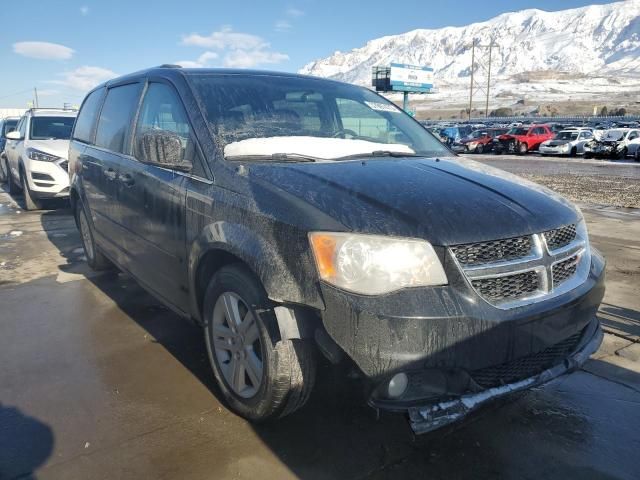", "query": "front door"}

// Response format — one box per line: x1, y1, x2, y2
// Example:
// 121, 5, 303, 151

118, 81, 195, 311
